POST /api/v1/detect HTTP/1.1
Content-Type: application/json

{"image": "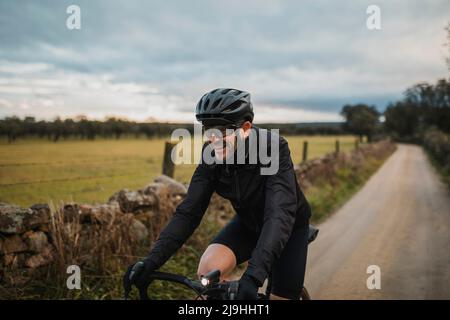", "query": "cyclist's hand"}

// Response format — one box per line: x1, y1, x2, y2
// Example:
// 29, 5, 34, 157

123, 258, 157, 298
236, 274, 259, 300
